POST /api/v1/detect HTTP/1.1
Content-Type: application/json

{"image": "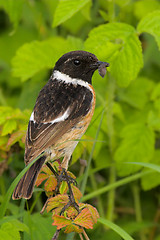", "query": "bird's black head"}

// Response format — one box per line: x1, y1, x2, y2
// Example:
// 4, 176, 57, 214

54, 50, 109, 84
